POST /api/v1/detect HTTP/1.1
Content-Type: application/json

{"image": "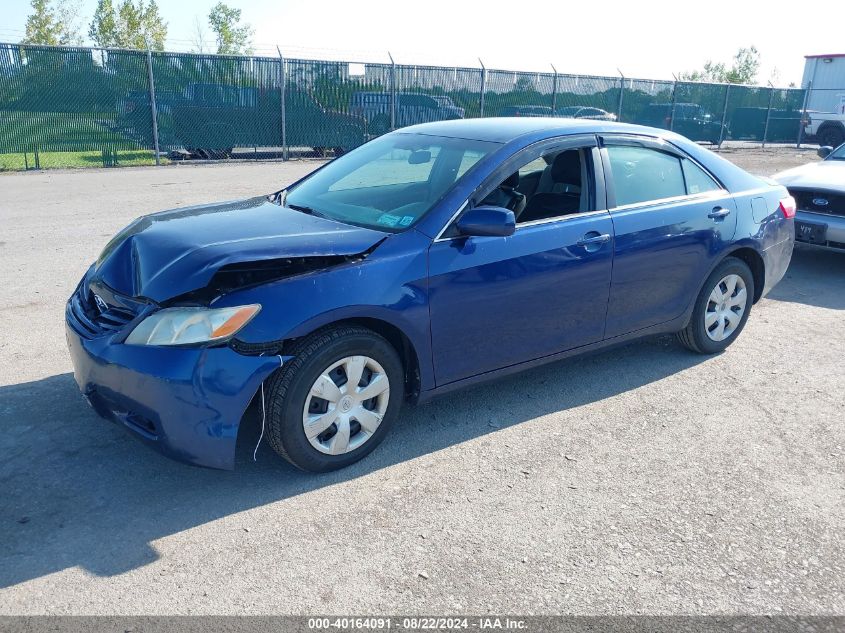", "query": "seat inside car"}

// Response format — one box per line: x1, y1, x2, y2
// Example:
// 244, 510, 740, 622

517, 150, 583, 223
535, 150, 582, 195
481, 171, 527, 217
